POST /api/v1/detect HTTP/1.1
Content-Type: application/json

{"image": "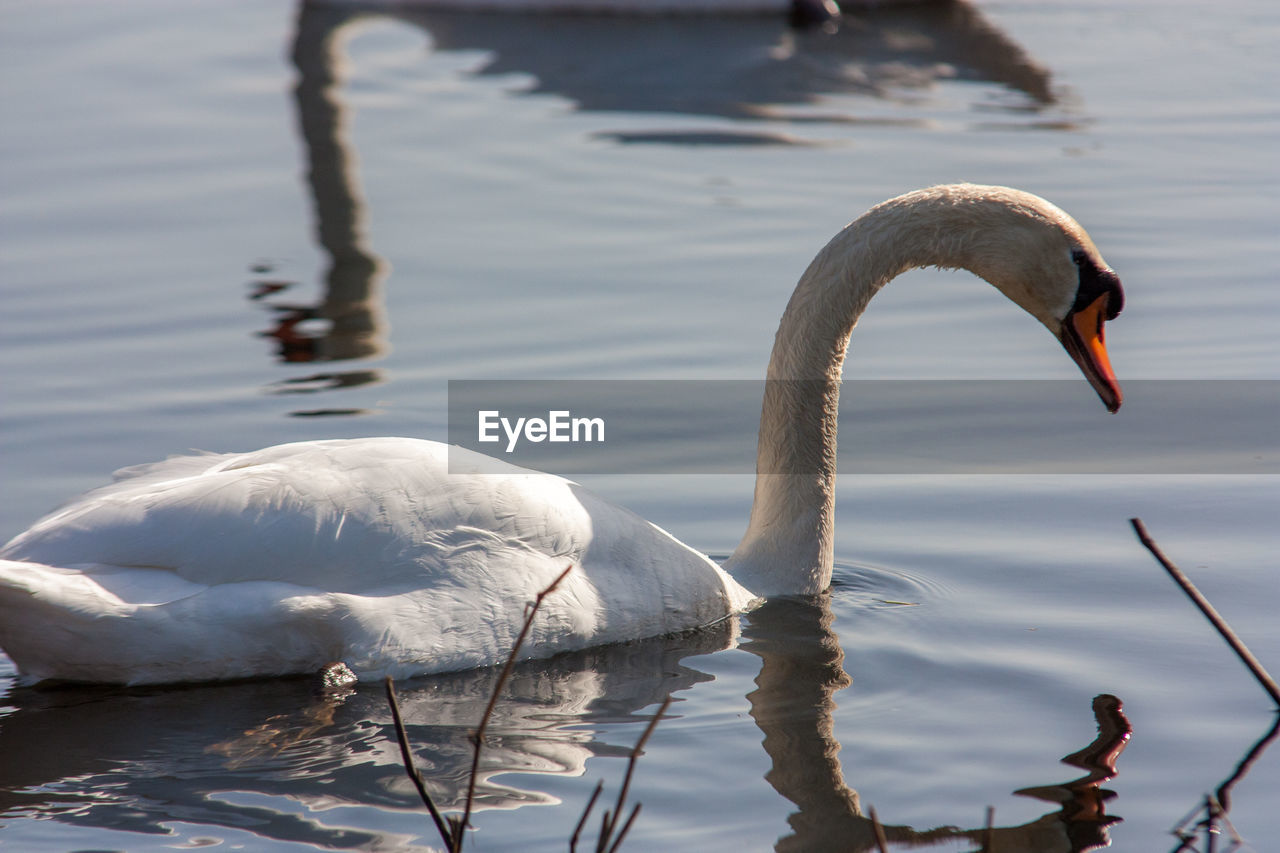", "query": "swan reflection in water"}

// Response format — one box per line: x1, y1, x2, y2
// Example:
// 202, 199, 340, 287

0, 590, 1128, 852
746, 595, 1130, 852
0, 623, 731, 849
259, 0, 1062, 406
330, 0, 1058, 127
